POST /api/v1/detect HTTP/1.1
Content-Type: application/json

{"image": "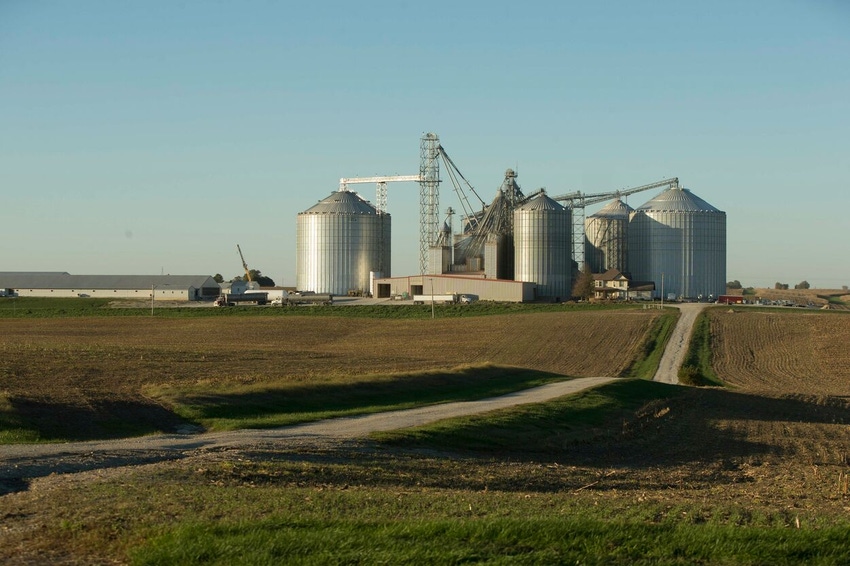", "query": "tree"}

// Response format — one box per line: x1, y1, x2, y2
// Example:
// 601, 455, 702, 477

794, 280, 810, 290
233, 270, 276, 287
248, 269, 276, 287
571, 264, 595, 301
213, 273, 224, 283
775, 282, 789, 290
726, 280, 742, 289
